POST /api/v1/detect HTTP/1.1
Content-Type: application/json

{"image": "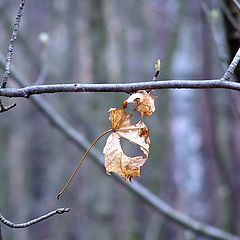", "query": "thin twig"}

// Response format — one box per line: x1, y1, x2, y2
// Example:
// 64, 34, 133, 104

1, 60, 239, 240
222, 47, 240, 81
219, 0, 240, 32
231, 0, 240, 14
1, 0, 25, 88
0, 0, 25, 112
0, 208, 70, 229
0, 98, 16, 113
